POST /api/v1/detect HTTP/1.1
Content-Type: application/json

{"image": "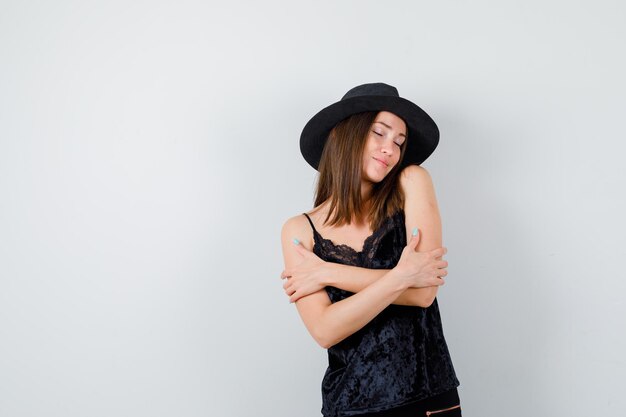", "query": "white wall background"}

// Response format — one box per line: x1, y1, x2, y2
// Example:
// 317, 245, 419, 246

1, 1, 624, 416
